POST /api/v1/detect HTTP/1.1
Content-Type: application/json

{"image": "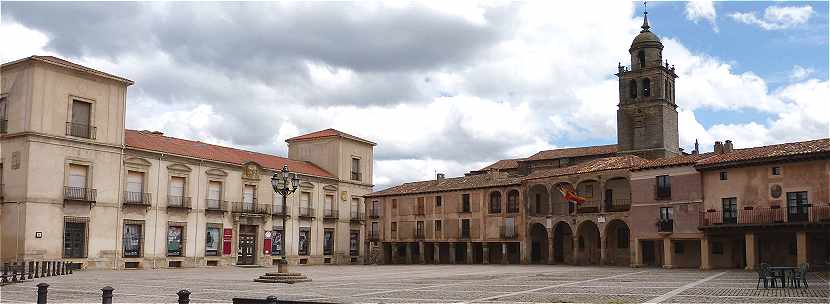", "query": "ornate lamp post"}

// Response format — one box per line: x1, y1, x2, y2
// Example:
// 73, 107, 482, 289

271, 164, 300, 273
